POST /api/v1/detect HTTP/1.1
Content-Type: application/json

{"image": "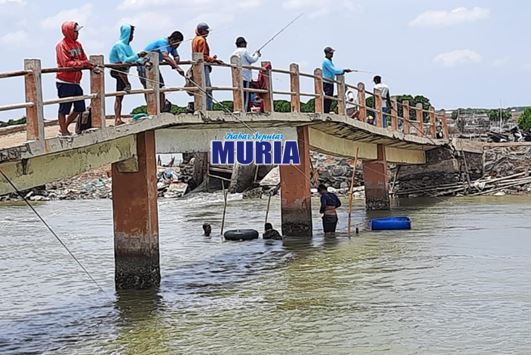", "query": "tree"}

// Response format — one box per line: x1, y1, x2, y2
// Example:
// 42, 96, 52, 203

518, 108, 531, 131
488, 109, 511, 122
